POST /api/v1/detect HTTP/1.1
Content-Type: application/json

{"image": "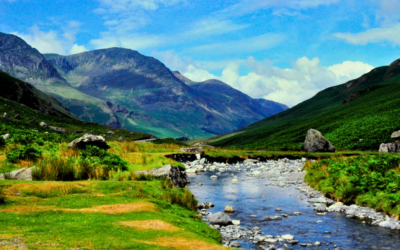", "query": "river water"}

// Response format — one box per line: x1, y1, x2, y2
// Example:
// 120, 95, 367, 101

187, 167, 400, 250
